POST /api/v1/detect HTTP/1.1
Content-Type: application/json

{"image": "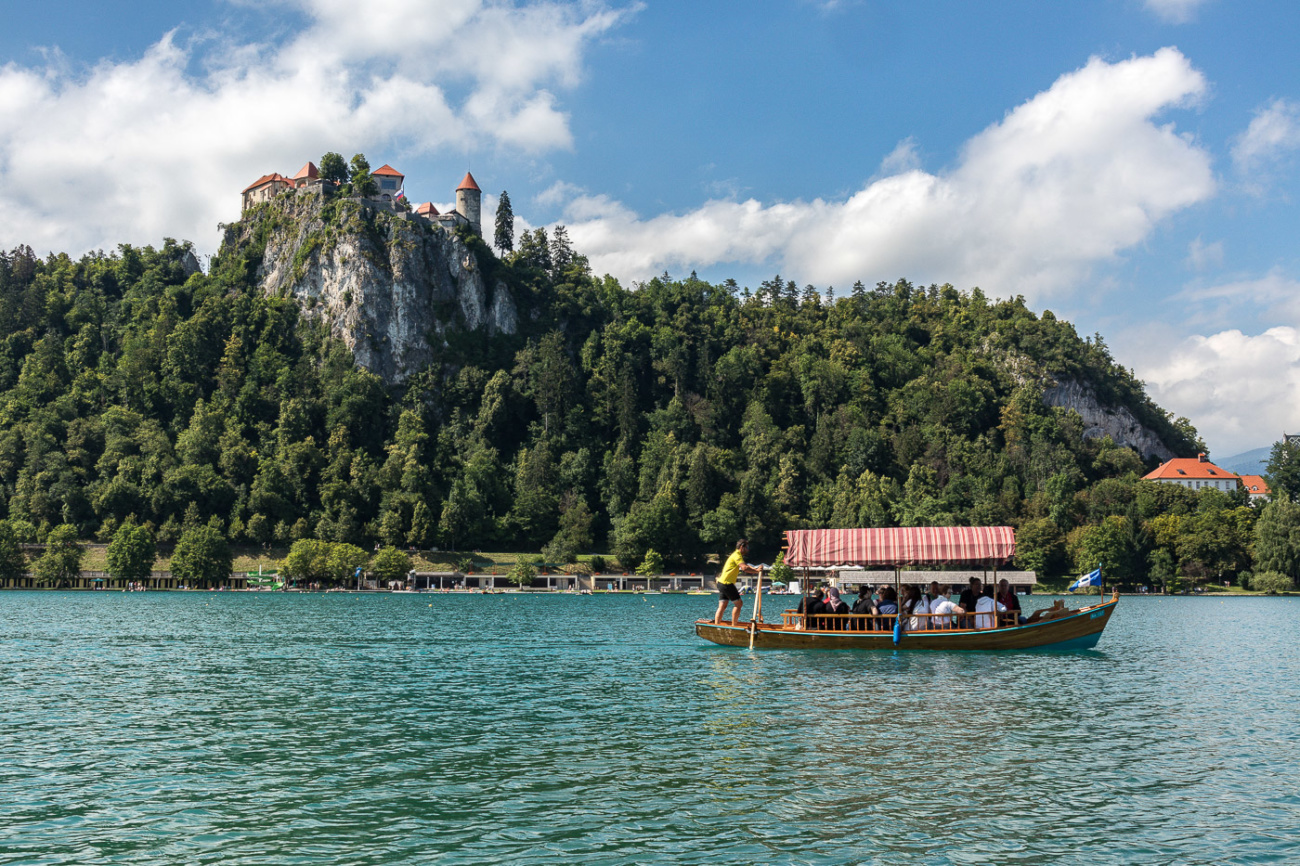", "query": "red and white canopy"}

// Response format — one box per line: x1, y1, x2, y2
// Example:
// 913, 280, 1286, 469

785, 526, 1016, 568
